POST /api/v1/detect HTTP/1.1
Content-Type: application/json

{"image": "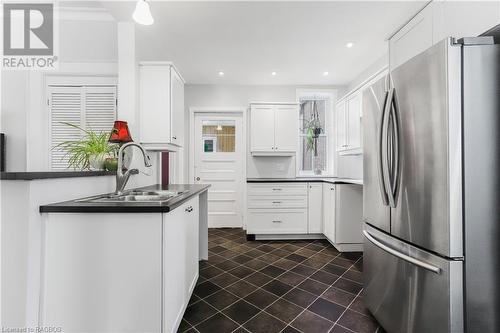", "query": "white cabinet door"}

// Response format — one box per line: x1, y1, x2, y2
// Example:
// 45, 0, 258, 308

42, 213, 163, 333
184, 197, 199, 300
274, 105, 298, 152
307, 183, 323, 233
250, 105, 275, 152
347, 93, 362, 150
322, 183, 336, 243
336, 101, 347, 151
433, 0, 500, 42
140, 65, 171, 144
170, 67, 185, 146
389, 3, 434, 70
163, 206, 187, 333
